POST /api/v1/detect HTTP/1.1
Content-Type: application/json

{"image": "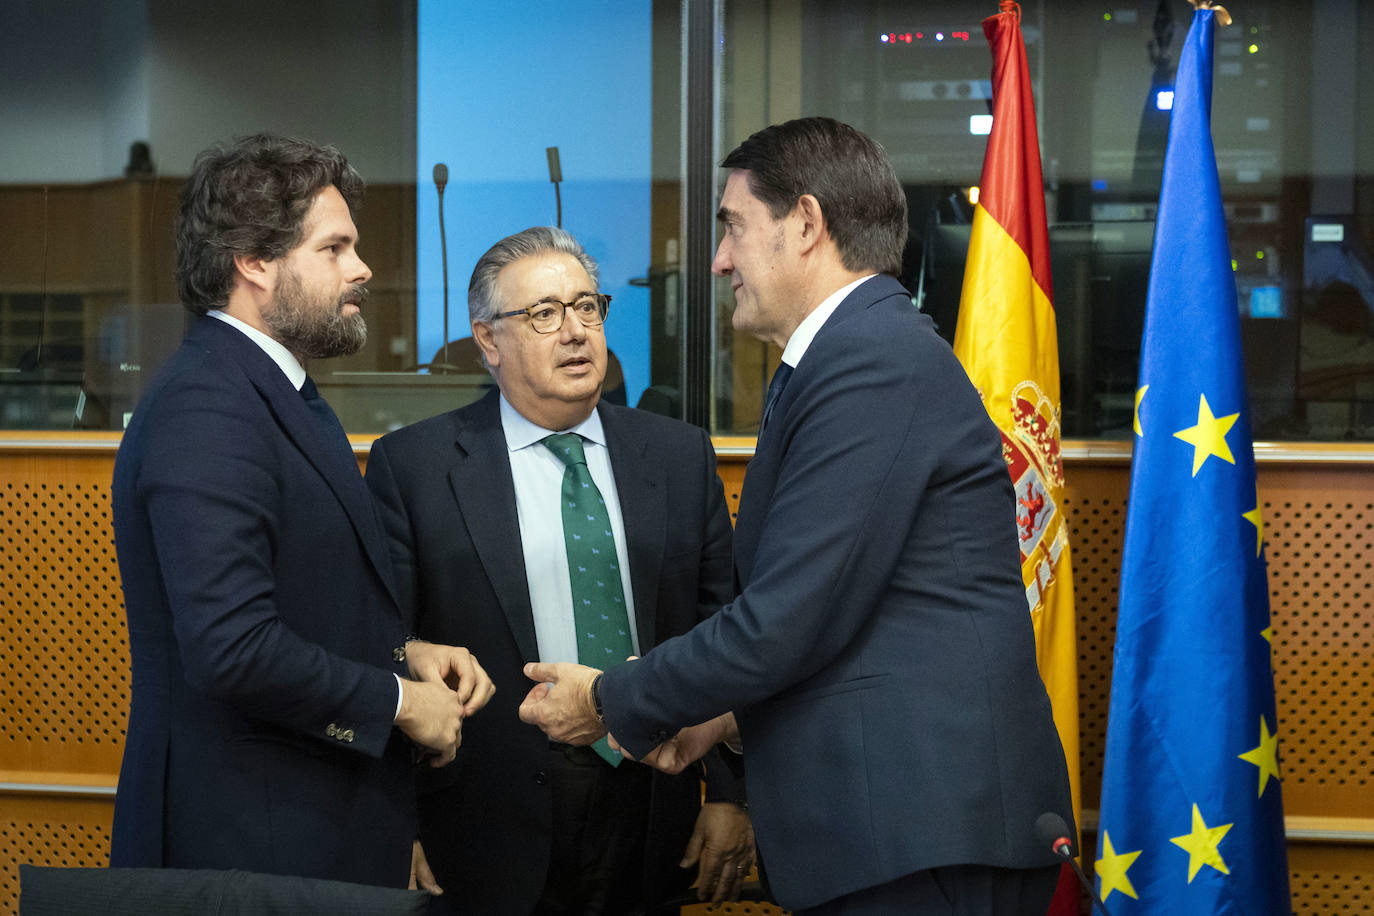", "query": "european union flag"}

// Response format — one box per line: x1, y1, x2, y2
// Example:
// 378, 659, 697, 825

1095, 9, 1291, 914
